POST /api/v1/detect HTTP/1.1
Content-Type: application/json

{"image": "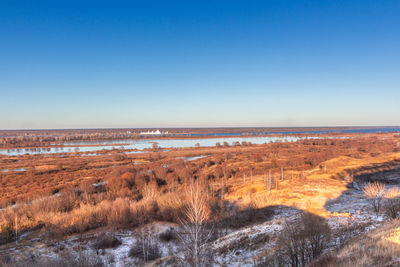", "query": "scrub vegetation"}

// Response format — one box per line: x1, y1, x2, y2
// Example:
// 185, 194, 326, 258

1, 130, 400, 266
